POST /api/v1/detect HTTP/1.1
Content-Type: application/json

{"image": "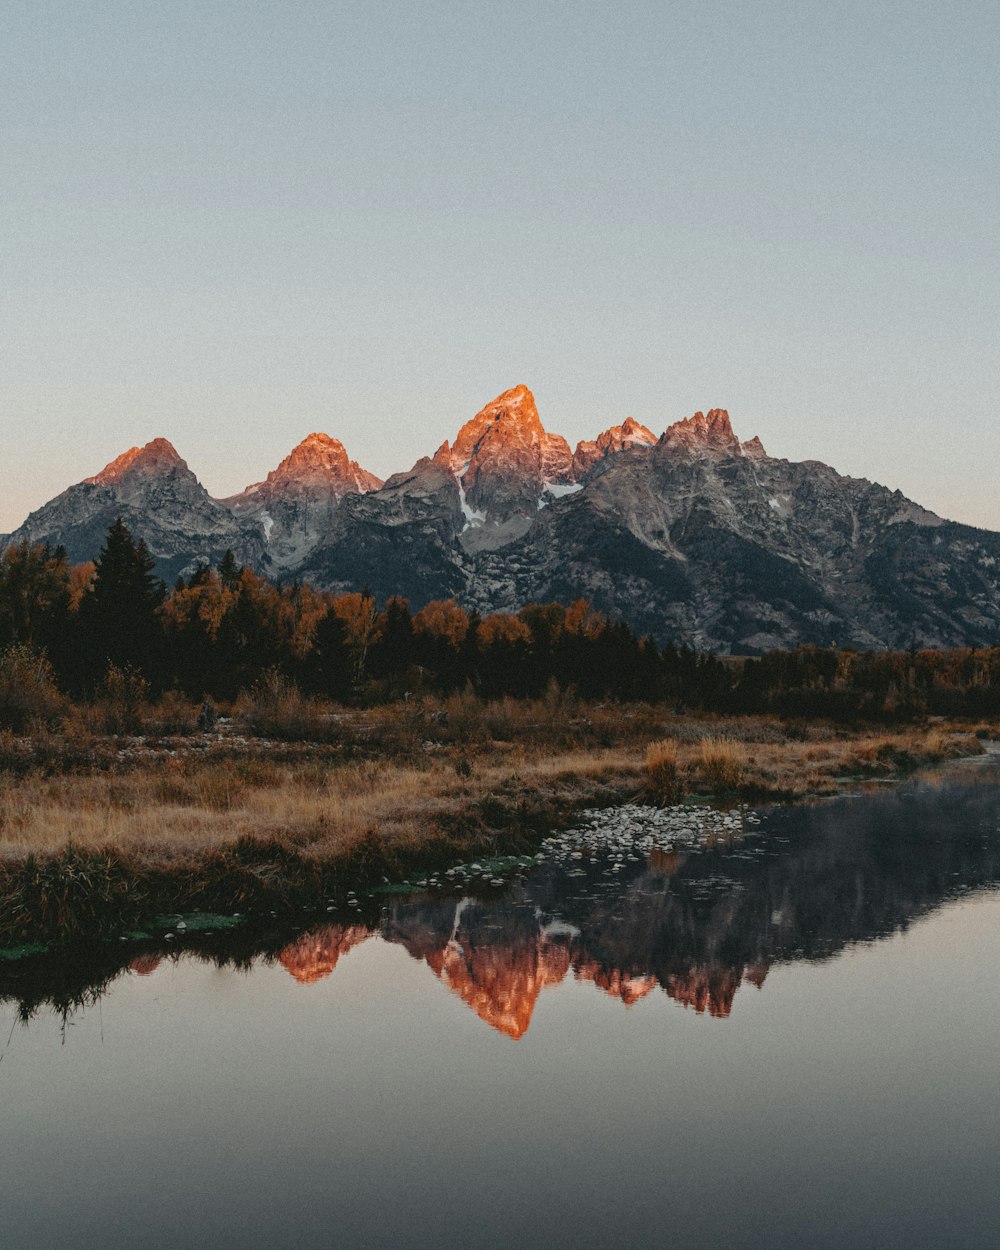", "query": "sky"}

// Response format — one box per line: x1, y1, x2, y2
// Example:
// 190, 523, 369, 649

2, 1, 998, 533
